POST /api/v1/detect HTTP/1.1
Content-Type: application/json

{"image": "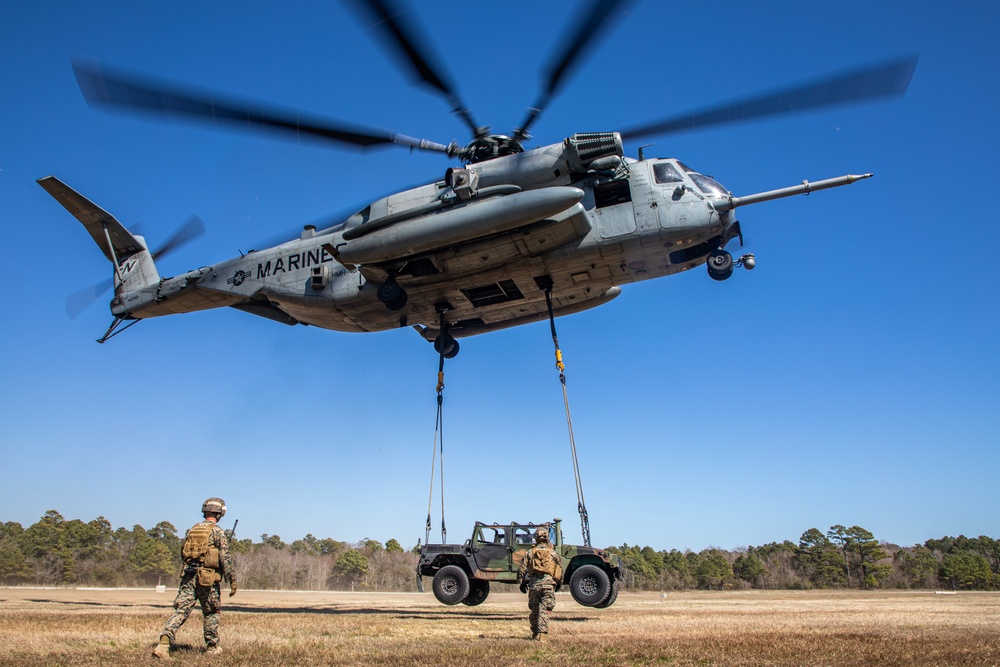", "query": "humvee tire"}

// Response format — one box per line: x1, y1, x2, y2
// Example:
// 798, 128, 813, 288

462, 580, 490, 606
594, 579, 619, 608
433, 565, 471, 605
569, 564, 611, 607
